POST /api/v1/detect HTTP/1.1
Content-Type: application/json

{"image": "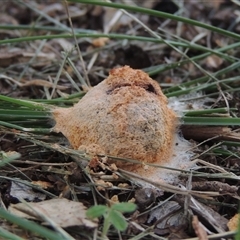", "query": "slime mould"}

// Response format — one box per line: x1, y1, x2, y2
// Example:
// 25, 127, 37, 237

53, 66, 192, 182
